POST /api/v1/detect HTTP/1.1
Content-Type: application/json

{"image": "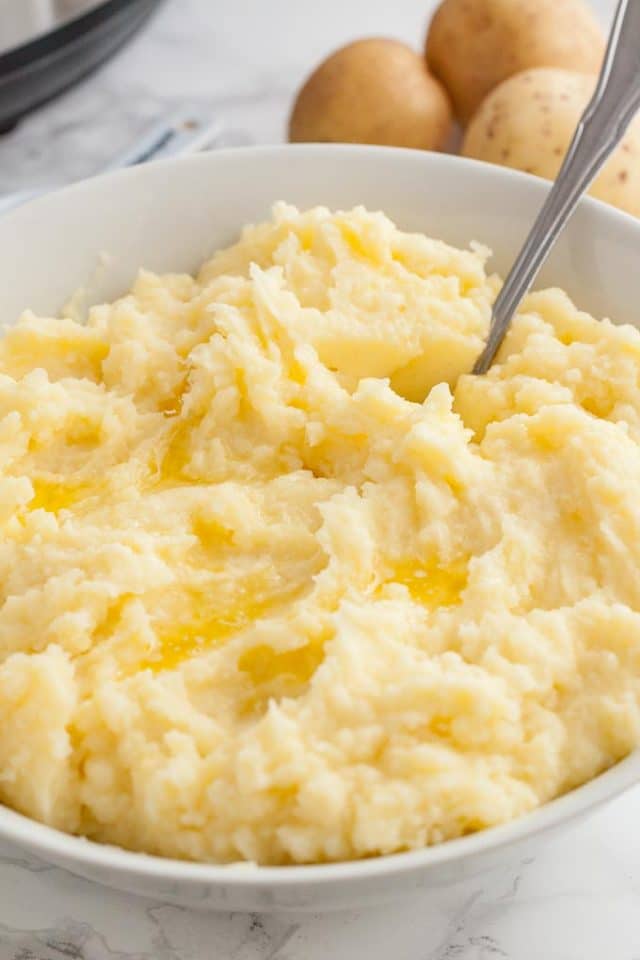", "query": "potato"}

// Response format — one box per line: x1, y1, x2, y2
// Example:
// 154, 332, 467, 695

425, 0, 604, 125
289, 38, 453, 151
462, 68, 640, 218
